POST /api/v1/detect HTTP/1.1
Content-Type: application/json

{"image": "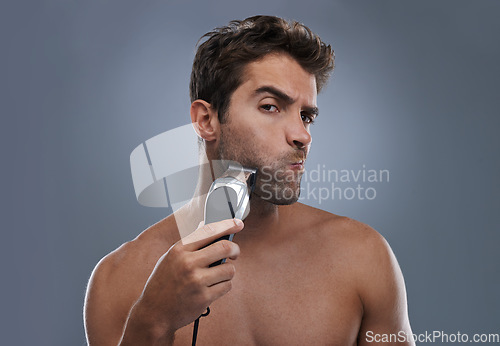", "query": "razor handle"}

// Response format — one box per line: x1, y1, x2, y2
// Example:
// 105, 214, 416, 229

204, 185, 239, 267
